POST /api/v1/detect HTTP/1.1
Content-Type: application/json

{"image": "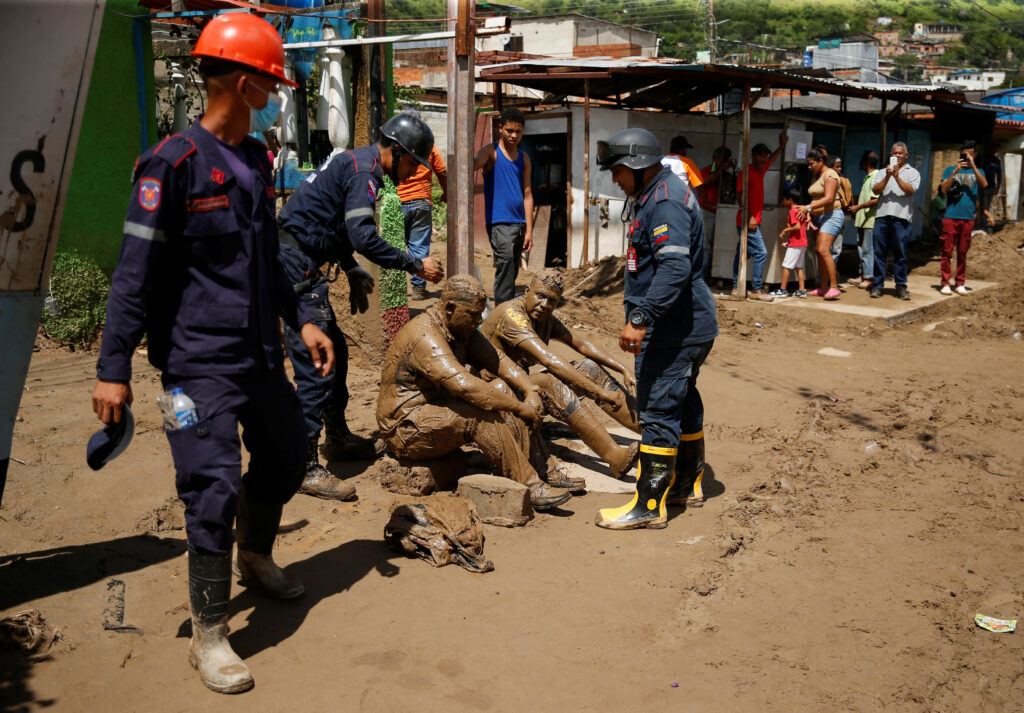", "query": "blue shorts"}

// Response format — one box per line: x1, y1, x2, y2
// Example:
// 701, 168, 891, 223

812, 209, 845, 236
